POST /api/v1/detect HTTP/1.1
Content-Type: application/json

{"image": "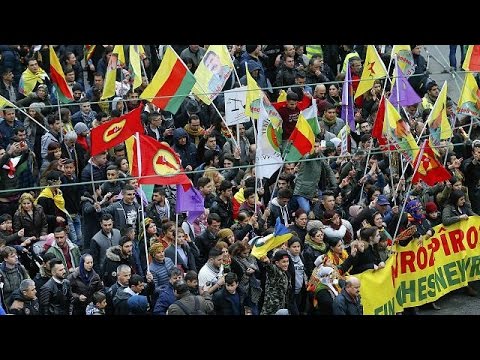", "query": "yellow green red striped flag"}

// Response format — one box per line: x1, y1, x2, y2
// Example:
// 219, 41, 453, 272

285, 102, 320, 162
49, 46, 73, 103
140, 46, 196, 114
